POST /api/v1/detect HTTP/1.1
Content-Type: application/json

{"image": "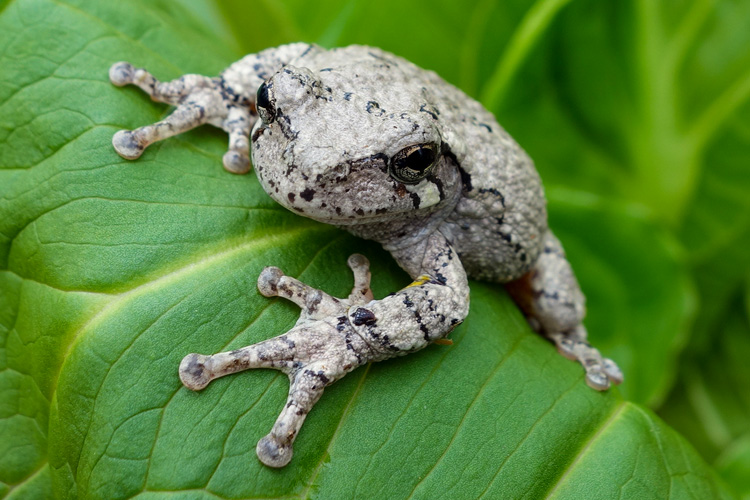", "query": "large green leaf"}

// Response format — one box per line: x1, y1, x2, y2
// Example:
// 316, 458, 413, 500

0, 0, 735, 498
